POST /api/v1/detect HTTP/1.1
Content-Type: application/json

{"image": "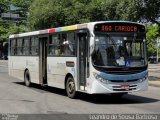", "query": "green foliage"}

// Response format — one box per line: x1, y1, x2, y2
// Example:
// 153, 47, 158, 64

29, 0, 107, 30
10, 0, 33, 24
0, 0, 9, 13
103, 0, 139, 21
137, 0, 160, 25
0, 18, 28, 41
0, 16, 11, 42
146, 25, 160, 56
0, 26, 8, 41
29, 0, 61, 29
9, 25, 29, 34
11, 0, 32, 8
0, 0, 32, 42
103, 0, 160, 24
115, 0, 139, 21
29, 0, 160, 30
